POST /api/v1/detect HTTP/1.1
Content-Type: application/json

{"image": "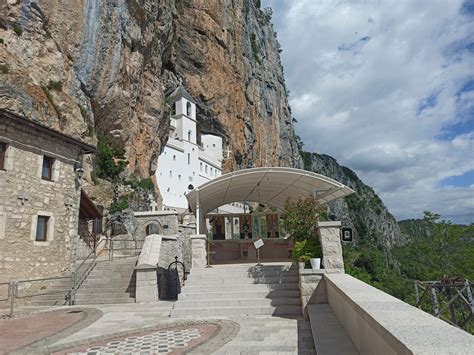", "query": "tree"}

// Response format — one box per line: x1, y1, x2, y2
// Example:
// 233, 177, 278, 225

283, 196, 326, 261
94, 134, 128, 206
